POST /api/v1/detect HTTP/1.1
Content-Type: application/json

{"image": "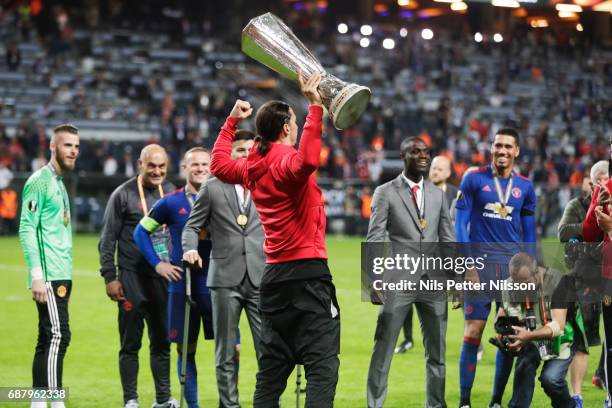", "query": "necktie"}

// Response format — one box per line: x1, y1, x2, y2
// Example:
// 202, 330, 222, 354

411, 185, 420, 211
